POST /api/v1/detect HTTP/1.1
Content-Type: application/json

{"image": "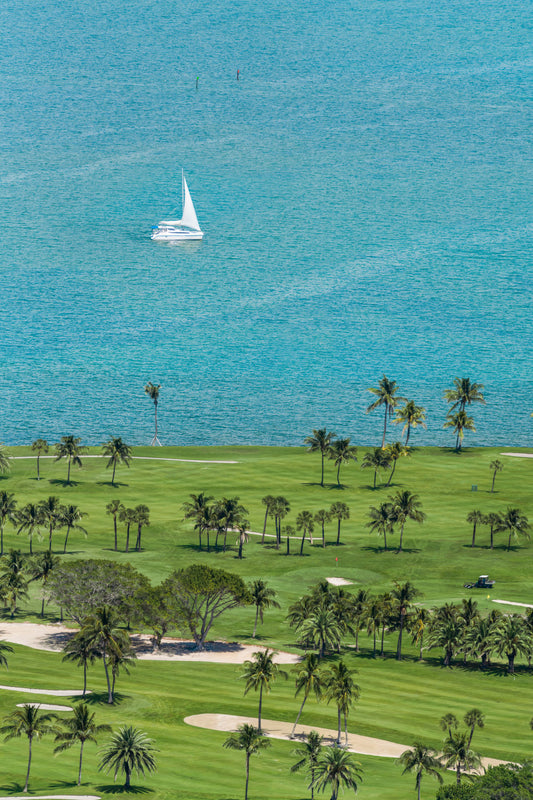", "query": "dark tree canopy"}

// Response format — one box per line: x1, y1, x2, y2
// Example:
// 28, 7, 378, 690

436, 763, 533, 799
